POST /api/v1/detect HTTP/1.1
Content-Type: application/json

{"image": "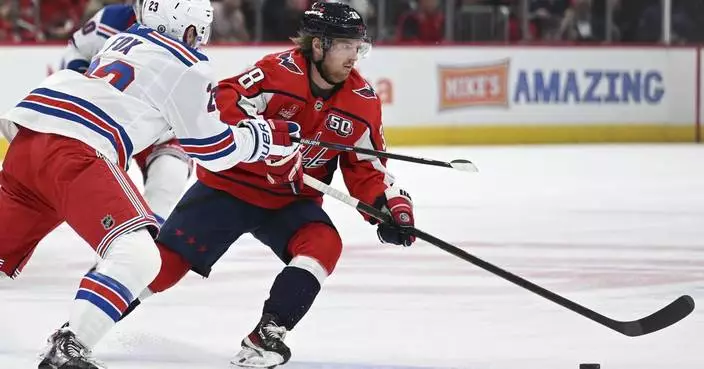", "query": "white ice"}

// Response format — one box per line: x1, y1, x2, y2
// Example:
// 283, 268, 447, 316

1, 144, 702, 369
